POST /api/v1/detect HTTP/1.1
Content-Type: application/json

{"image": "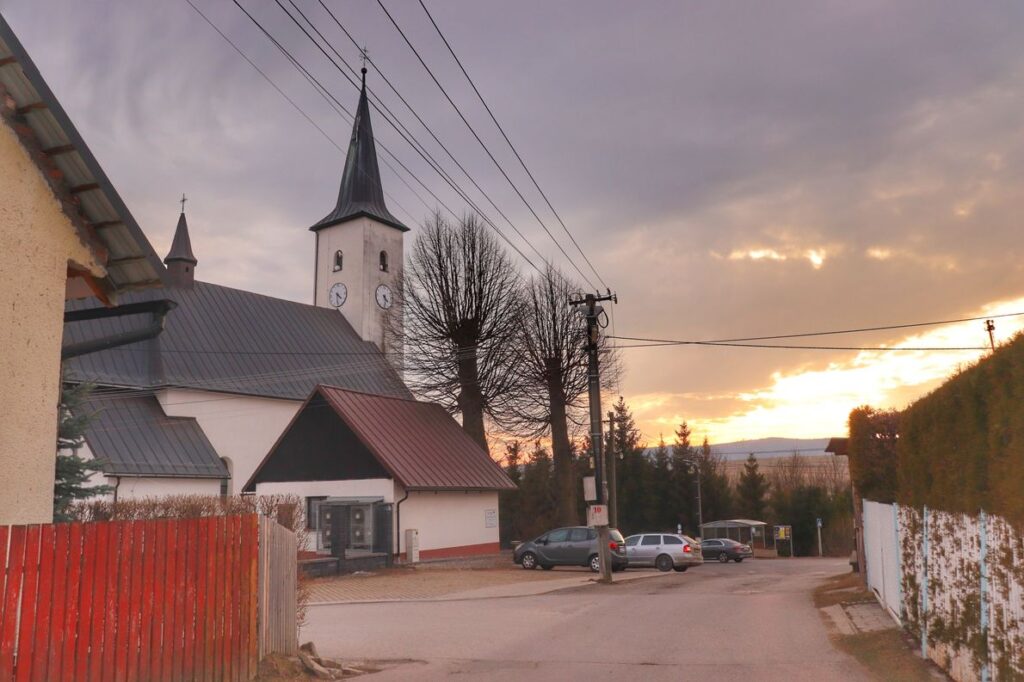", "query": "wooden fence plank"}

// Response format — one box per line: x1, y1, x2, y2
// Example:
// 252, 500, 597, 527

212, 516, 226, 682
113, 522, 136, 682
181, 518, 199, 681
148, 521, 167, 682
13, 525, 41, 682
73, 523, 99, 682
100, 522, 122, 682
230, 515, 242, 681
59, 523, 84, 682
246, 515, 259, 678
193, 519, 208, 682
171, 518, 188, 682
85, 522, 108, 682
124, 521, 145, 682
137, 520, 157, 682
160, 520, 177, 682
238, 515, 253, 681
32, 524, 57, 682
46, 523, 70, 681
0, 525, 27, 680
202, 517, 216, 682
0, 526, 9, 650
